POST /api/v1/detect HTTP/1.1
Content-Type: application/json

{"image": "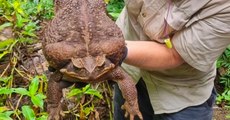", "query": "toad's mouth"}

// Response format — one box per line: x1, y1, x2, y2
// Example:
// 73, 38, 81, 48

59, 63, 115, 81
